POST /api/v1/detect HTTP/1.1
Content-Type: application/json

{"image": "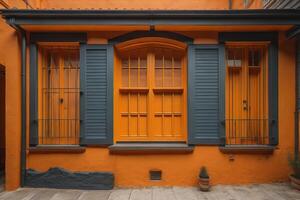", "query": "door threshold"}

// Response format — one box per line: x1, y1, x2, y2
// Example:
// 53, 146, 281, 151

109, 142, 194, 154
